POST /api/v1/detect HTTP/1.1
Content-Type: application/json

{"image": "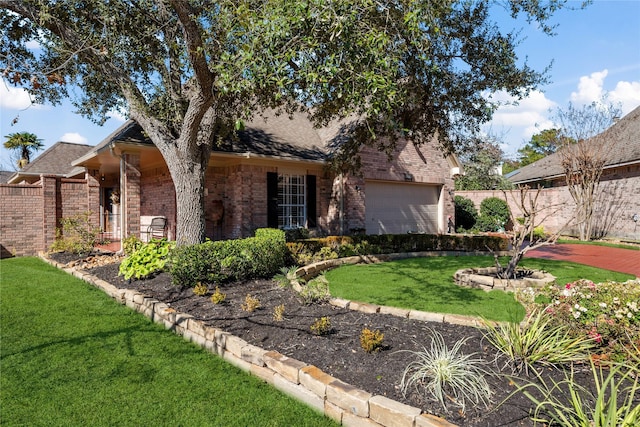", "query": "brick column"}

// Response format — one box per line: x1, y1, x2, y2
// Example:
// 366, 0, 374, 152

123, 153, 141, 238
86, 172, 101, 229
41, 174, 58, 251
